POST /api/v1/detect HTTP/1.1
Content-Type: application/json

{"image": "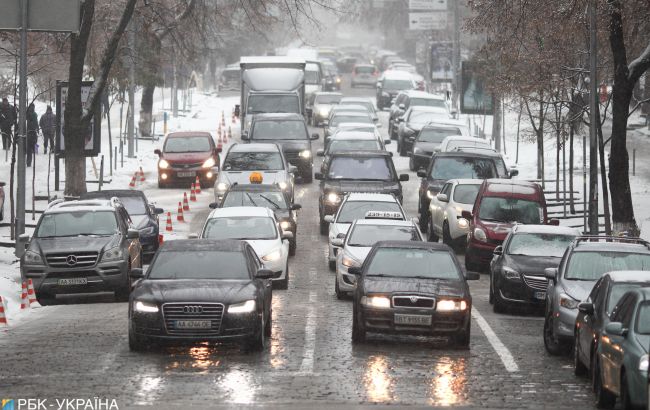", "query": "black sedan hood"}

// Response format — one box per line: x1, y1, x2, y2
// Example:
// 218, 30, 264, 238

133, 279, 258, 304
504, 254, 562, 275
273, 140, 310, 152
324, 180, 400, 195
363, 276, 467, 299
